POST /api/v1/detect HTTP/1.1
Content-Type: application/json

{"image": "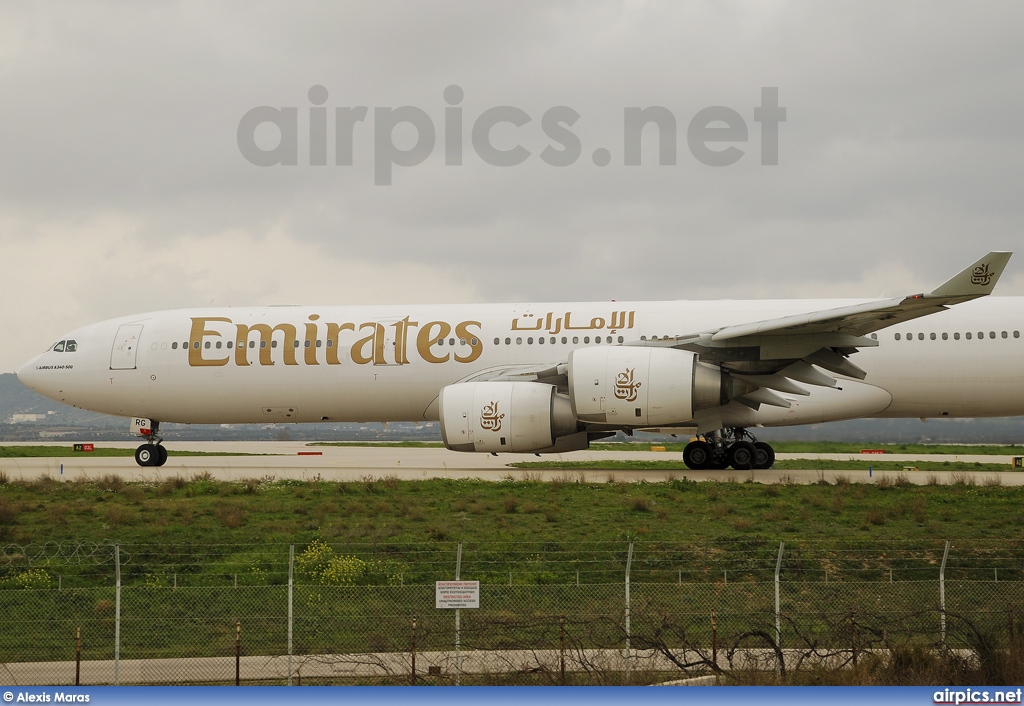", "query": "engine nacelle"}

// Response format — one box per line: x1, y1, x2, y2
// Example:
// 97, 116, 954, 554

568, 346, 723, 426
439, 381, 582, 453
